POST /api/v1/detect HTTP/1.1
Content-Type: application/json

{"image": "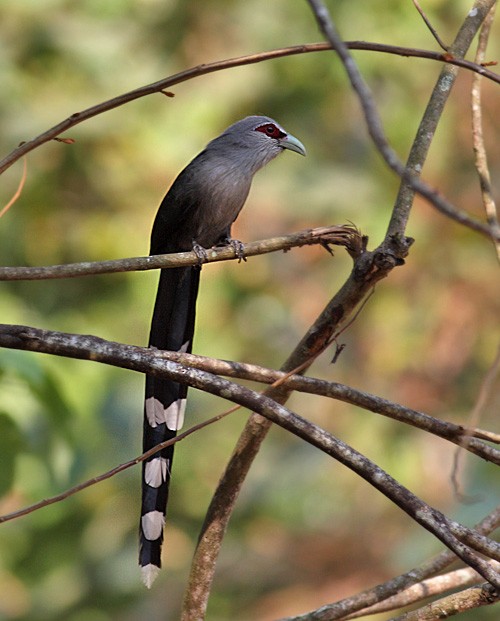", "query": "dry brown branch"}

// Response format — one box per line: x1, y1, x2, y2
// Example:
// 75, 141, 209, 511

412, 0, 449, 51
0, 225, 359, 280
471, 3, 500, 260
0, 325, 498, 592
279, 507, 500, 621
0, 324, 497, 463
343, 563, 500, 619
391, 582, 499, 620
1, 41, 500, 177
0, 42, 499, 243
